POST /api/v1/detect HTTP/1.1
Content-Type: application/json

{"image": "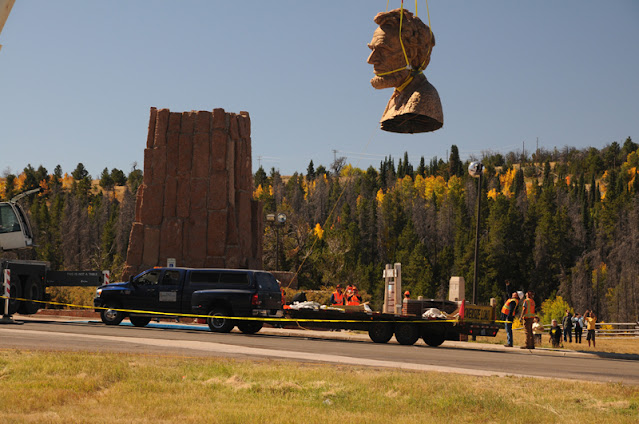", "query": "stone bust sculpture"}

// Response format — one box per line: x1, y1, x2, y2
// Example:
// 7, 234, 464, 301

367, 8, 443, 134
